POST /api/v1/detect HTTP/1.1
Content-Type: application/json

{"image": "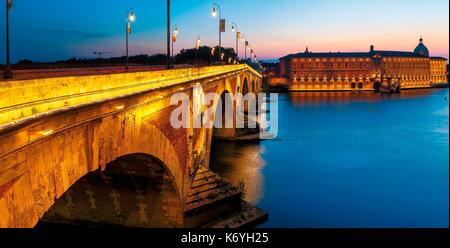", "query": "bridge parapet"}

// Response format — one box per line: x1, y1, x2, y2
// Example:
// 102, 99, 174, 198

0, 65, 261, 130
